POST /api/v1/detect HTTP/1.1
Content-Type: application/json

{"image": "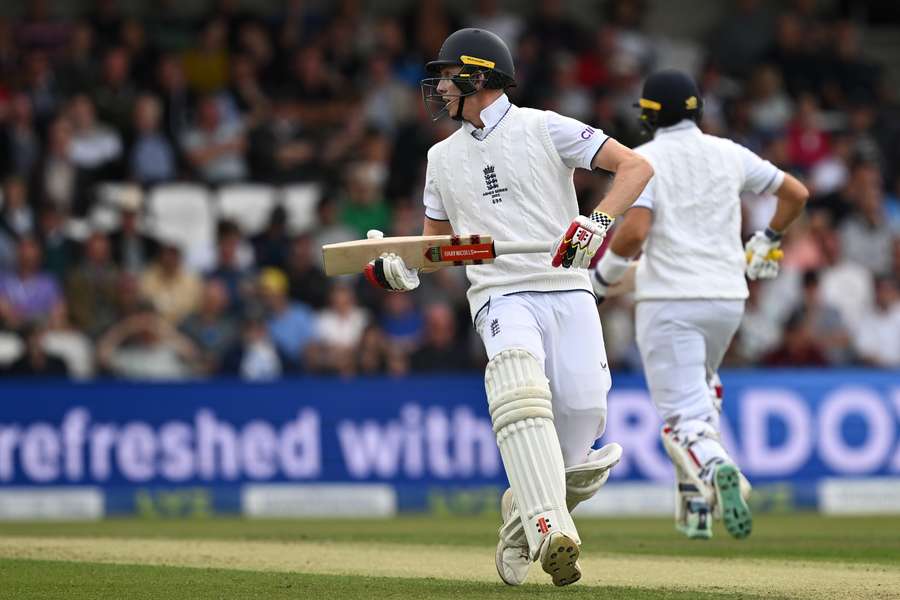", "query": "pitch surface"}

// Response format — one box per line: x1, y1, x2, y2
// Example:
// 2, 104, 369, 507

1, 514, 899, 599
